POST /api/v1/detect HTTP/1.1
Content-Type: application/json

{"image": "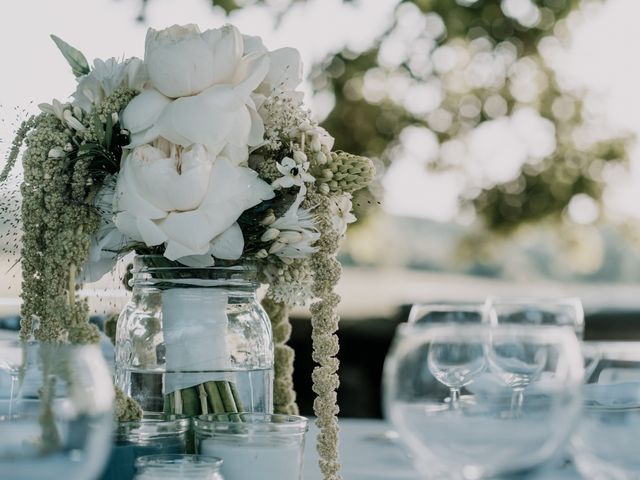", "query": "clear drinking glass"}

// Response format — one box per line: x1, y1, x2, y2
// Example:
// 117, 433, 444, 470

484, 297, 585, 338
194, 413, 308, 480
383, 324, 583, 480
0, 342, 114, 480
134, 454, 224, 480
572, 342, 640, 479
